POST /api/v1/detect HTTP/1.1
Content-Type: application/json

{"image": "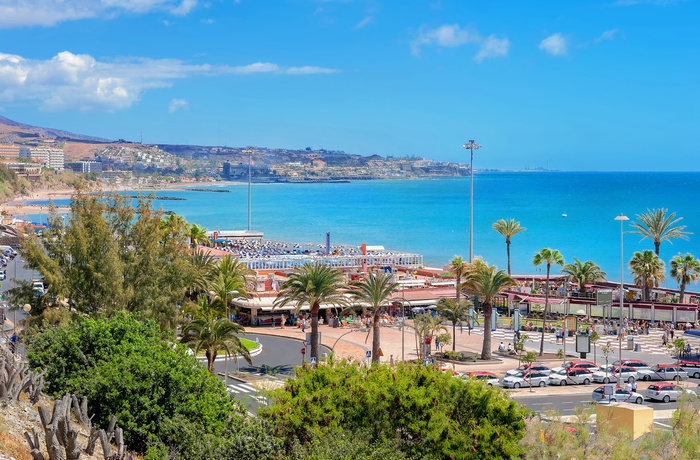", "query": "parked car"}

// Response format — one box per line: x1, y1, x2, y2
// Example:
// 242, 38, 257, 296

636, 364, 688, 381
505, 364, 552, 377
502, 371, 550, 389
549, 368, 593, 386
441, 367, 460, 377
462, 371, 500, 386
645, 383, 696, 402
612, 359, 650, 372
678, 360, 700, 379
592, 385, 644, 404
0, 269, 5, 281
551, 360, 598, 374
592, 366, 638, 384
